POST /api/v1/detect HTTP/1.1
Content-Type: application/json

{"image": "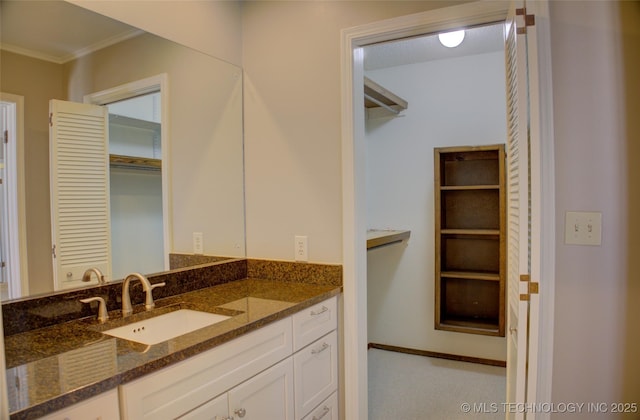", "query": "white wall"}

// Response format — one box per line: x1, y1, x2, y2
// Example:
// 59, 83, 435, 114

110, 168, 164, 279
549, 0, 640, 412
242, 1, 466, 263
365, 51, 507, 361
